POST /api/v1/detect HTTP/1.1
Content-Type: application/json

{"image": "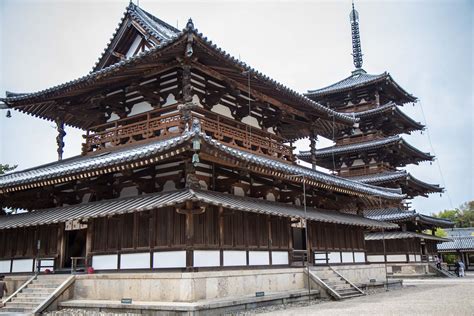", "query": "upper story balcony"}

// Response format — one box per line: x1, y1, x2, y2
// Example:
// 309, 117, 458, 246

82, 104, 294, 163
